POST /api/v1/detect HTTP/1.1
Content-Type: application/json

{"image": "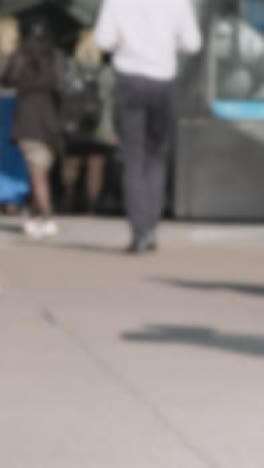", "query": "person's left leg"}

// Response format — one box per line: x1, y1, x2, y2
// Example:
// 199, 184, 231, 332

145, 81, 175, 239
86, 154, 105, 212
19, 140, 58, 237
29, 165, 52, 218
62, 156, 82, 212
